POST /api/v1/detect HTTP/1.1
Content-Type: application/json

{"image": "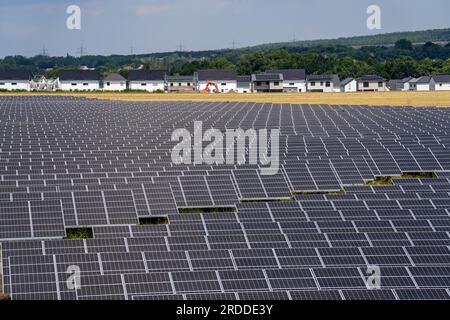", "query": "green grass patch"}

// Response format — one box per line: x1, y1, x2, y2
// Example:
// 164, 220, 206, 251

0, 294, 11, 301
178, 207, 237, 215
365, 172, 437, 186
65, 228, 94, 240
240, 198, 296, 203
394, 172, 437, 179
139, 217, 170, 225
365, 176, 394, 186
294, 190, 346, 196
